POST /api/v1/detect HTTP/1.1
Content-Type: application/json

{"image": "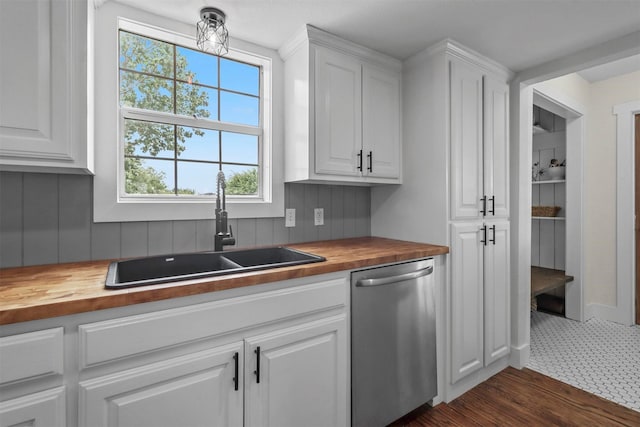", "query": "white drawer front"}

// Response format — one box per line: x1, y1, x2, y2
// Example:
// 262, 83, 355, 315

79, 278, 346, 369
0, 386, 66, 427
0, 327, 63, 385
